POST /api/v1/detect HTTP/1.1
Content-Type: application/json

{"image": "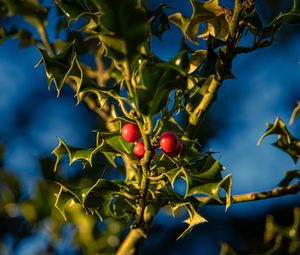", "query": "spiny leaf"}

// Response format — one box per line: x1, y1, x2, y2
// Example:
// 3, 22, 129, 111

96, 131, 134, 156
258, 117, 300, 162
1, 0, 48, 28
55, 0, 99, 24
289, 101, 300, 125
242, 8, 263, 35
52, 137, 118, 172
189, 49, 207, 74
267, 0, 300, 33
175, 202, 207, 240
278, 170, 300, 187
38, 44, 118, 105
257, 117, 291, 146
188, 174, 232, 209
54, 179, 134, 220
153, 117, 185, 137
189, 158, 223, 181
150, 4, 171, 39
170, 0, 229, 43
163, 167, 189, 196
134, 61, 187, 116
